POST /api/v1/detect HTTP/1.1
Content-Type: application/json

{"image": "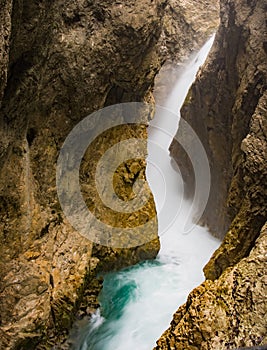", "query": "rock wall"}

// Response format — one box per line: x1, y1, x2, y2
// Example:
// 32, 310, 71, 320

0, 0, 220, 348
157, 0, 267, 348
0, 1, 163, 348
160, 0, 219, 61
155, 223, 267, 349
170, 0, 266, 276
0, 0, 12, 106
155, 0, 219, 106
